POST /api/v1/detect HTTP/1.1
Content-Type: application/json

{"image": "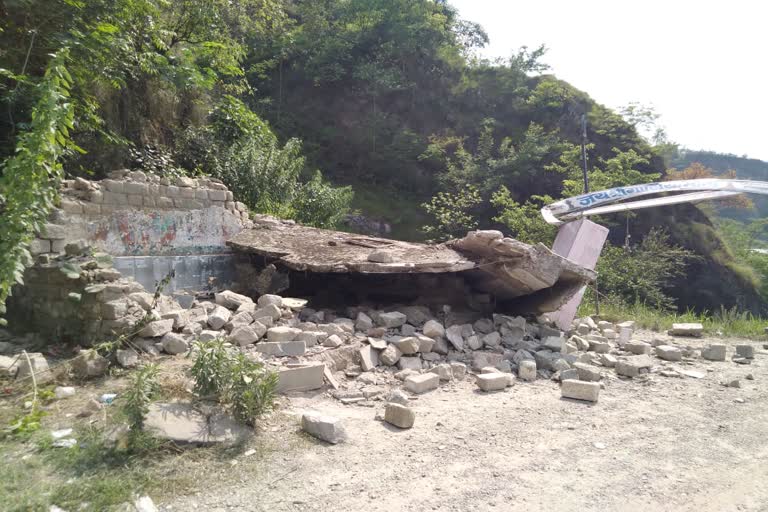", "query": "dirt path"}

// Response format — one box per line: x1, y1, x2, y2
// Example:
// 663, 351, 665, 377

166, 337, 768, 512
